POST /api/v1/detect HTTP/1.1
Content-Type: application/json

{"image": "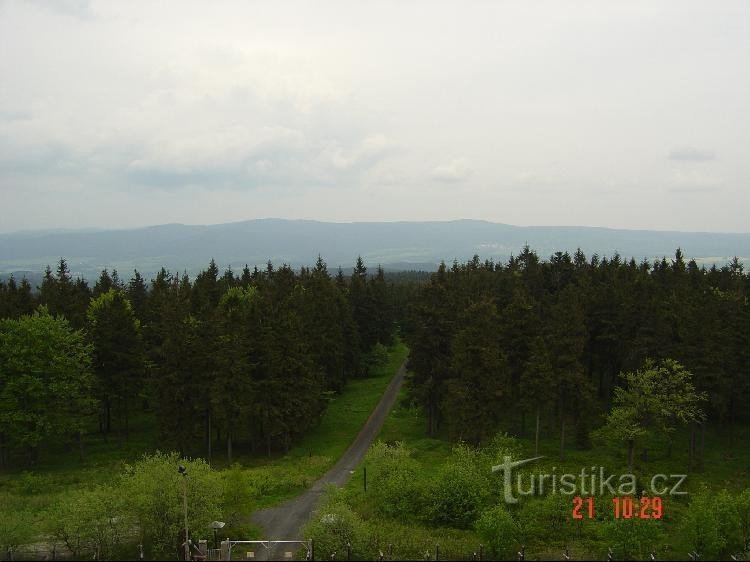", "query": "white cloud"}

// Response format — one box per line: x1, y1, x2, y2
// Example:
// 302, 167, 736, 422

668, 147, 717, 162
430, 158, 474, 183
